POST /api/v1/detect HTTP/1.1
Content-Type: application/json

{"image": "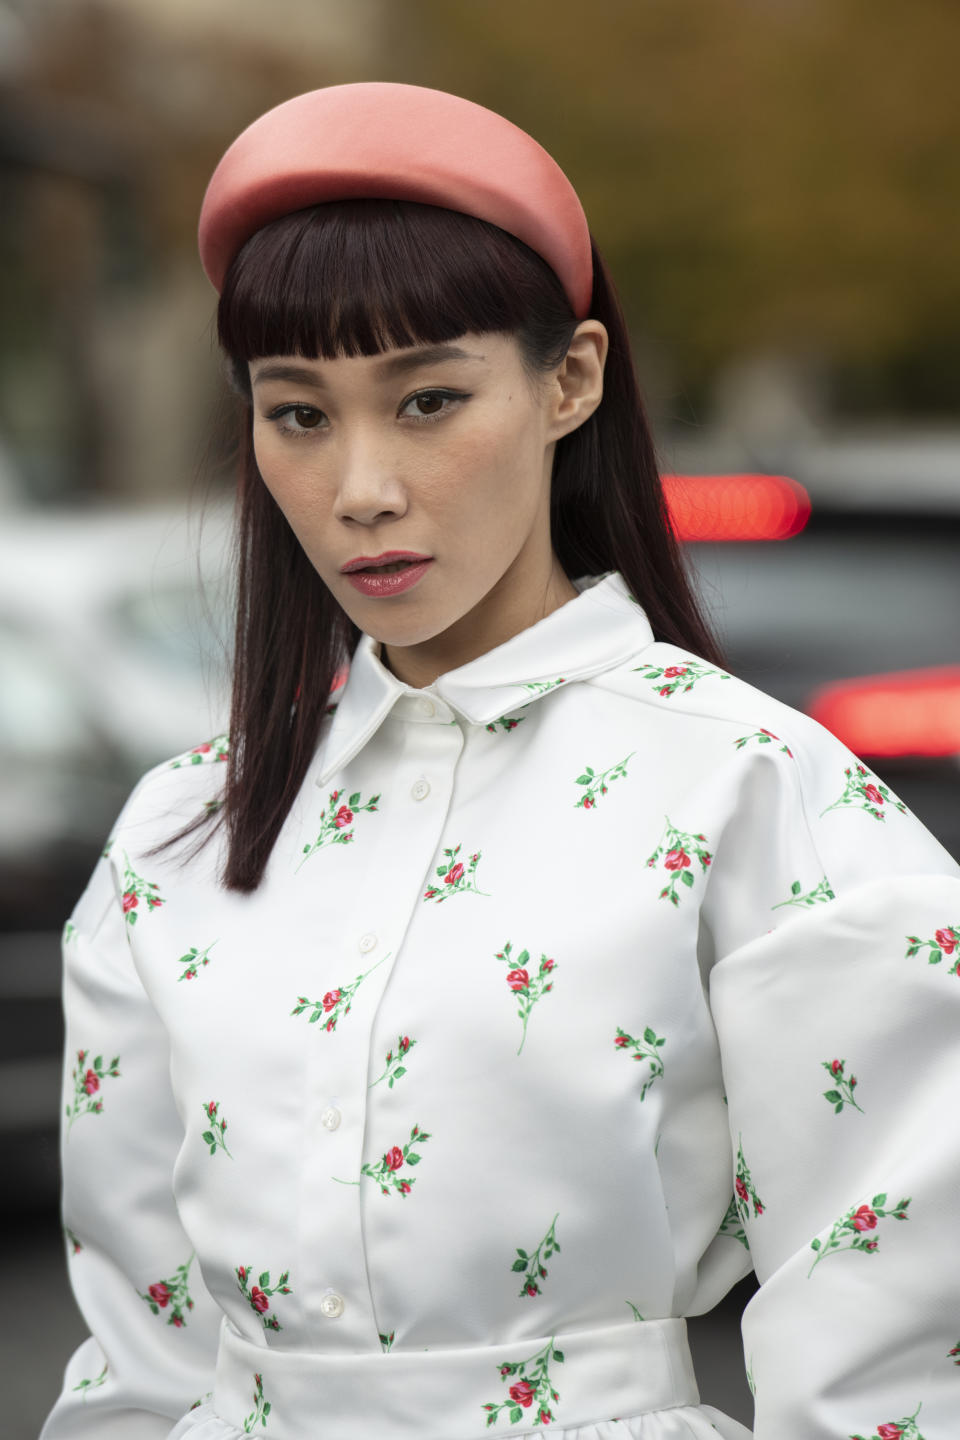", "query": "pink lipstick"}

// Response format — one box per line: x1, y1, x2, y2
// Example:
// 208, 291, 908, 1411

341, 551, 433, 597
